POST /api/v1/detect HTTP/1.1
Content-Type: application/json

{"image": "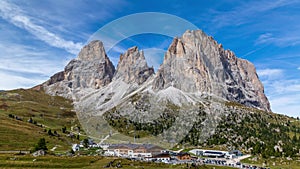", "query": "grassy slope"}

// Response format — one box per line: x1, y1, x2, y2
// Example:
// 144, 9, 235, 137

0, 89, 299, 168
0, 154, 234, 169
241, 156, 300, 169
0, 89, 83, 152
